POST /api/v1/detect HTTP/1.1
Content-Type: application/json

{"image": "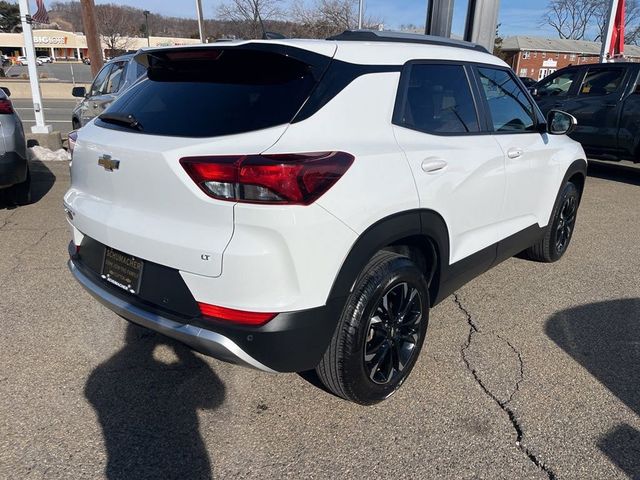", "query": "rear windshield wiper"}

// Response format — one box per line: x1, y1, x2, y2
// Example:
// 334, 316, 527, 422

98, 112, 144, 131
